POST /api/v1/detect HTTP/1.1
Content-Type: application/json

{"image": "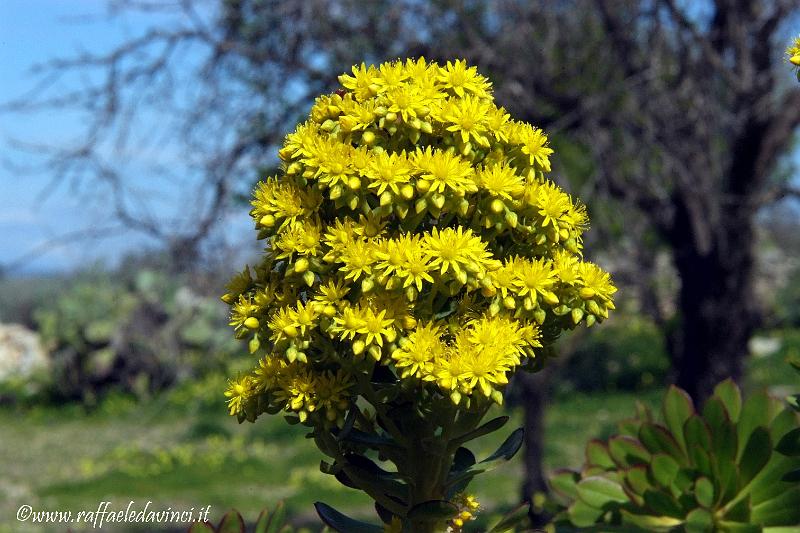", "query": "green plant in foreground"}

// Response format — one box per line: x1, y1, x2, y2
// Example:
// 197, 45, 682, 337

188, 502, 299, 533
549, 377, 800, 532
222, 58, 615, 532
